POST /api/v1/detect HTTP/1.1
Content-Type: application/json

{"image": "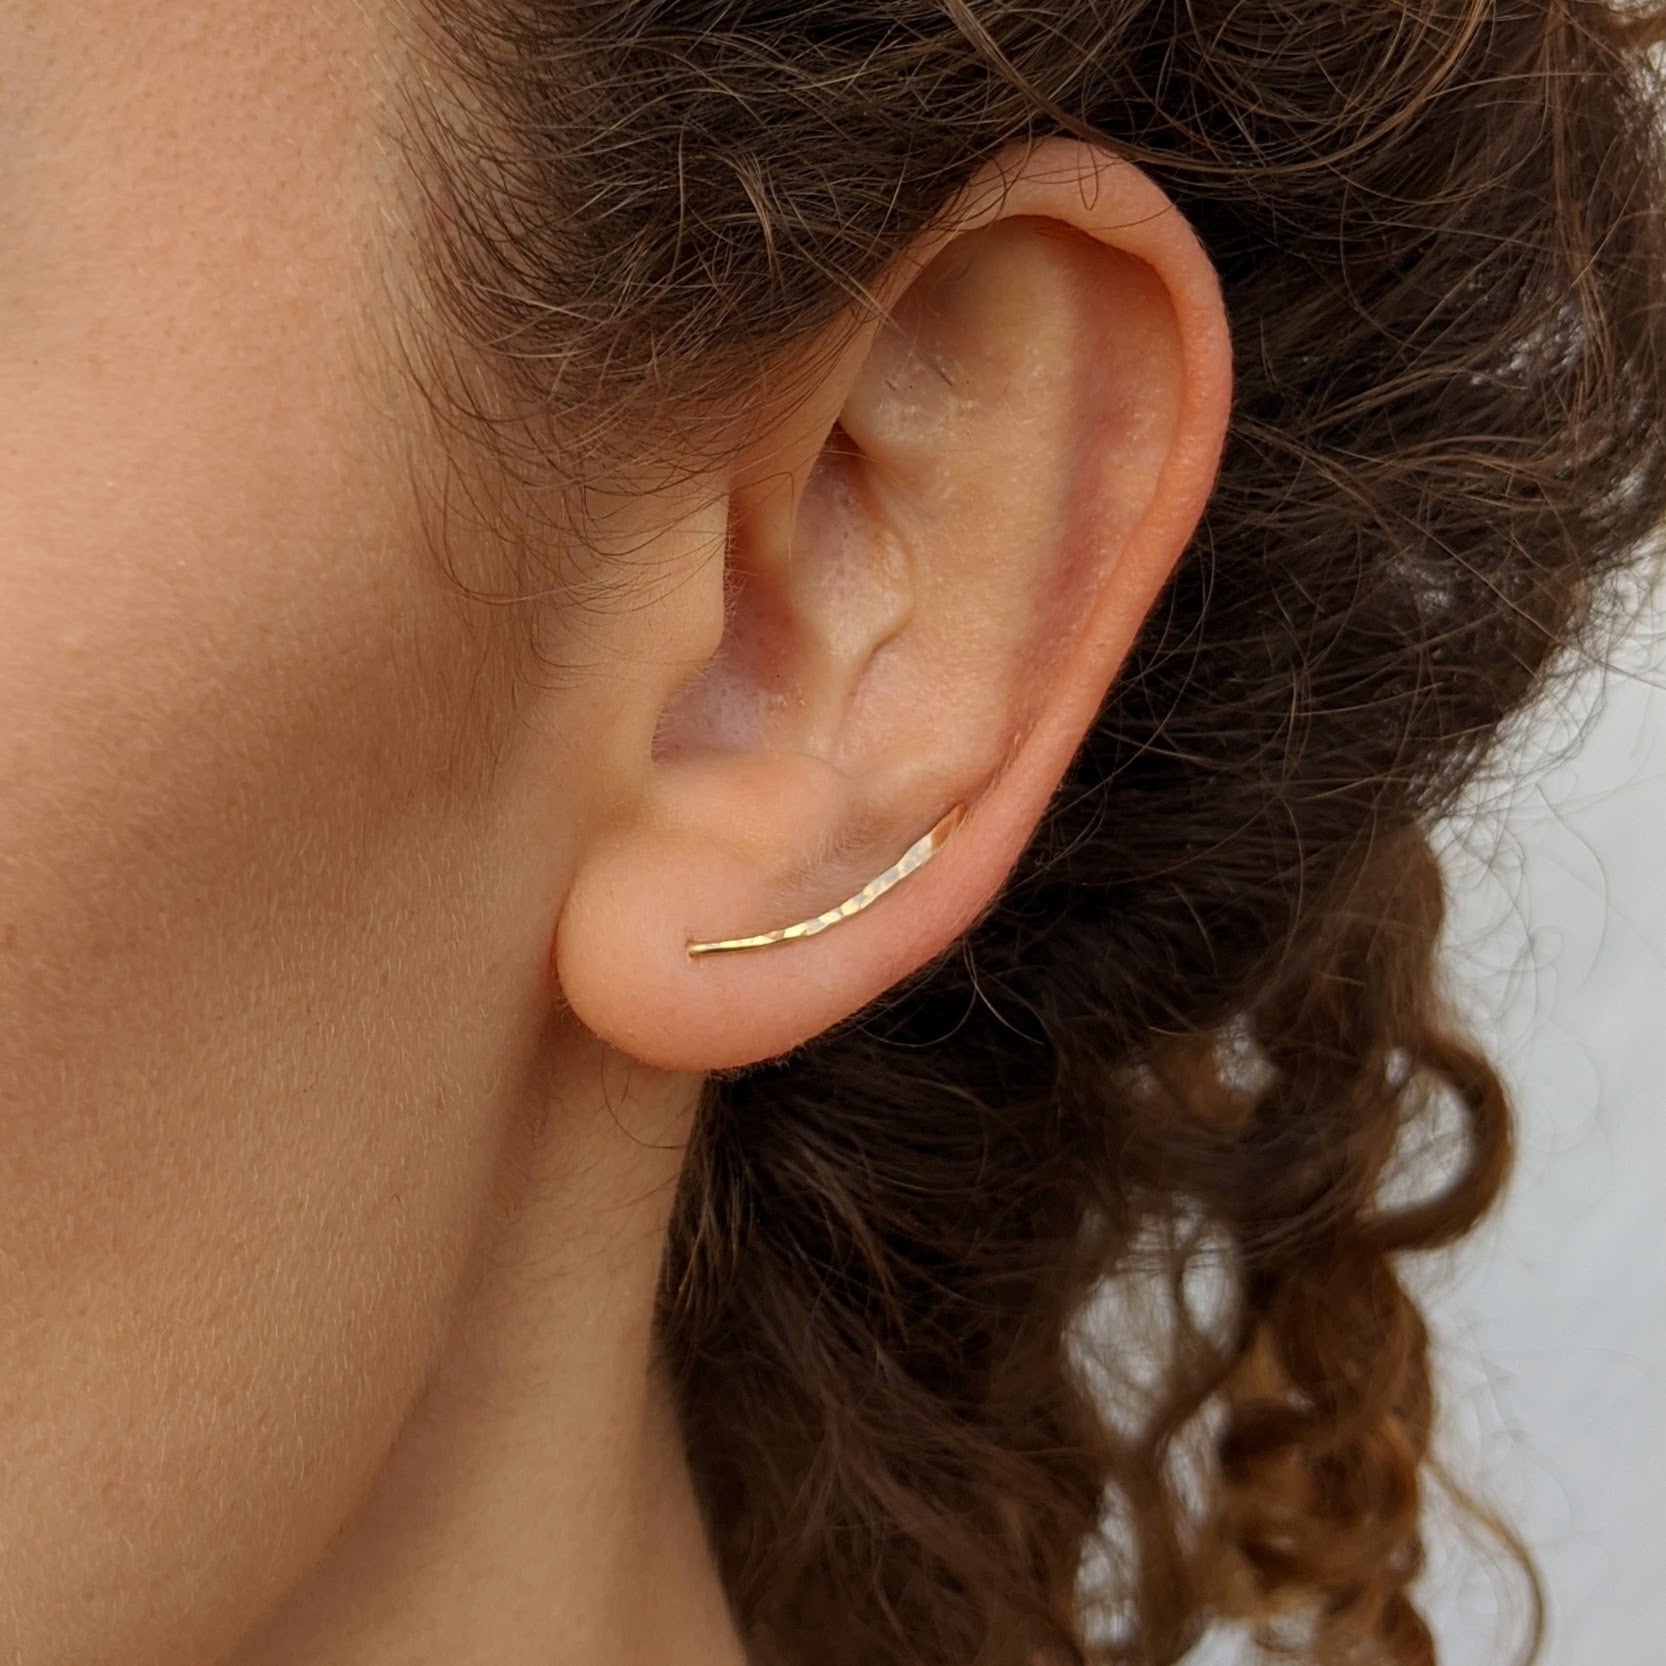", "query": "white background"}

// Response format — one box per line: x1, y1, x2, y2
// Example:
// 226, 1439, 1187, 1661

1418, 596, 1666, 1664
1180, 595, 1666, 1666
